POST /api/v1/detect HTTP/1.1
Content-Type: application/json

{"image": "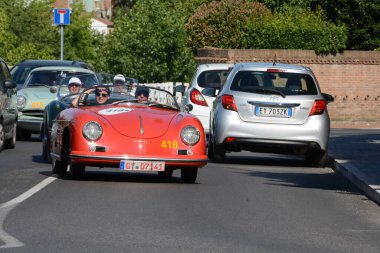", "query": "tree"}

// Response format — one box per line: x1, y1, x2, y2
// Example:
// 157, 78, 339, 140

185, 0, 347, 54
315, 0, 380, 50
103, 0, 195, 83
